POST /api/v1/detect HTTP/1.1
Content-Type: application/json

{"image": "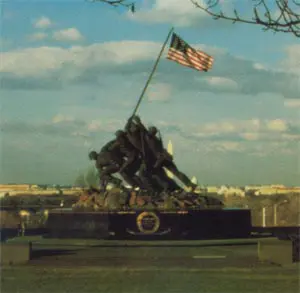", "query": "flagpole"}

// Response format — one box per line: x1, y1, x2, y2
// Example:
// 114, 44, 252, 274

131, 27, 174, 118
